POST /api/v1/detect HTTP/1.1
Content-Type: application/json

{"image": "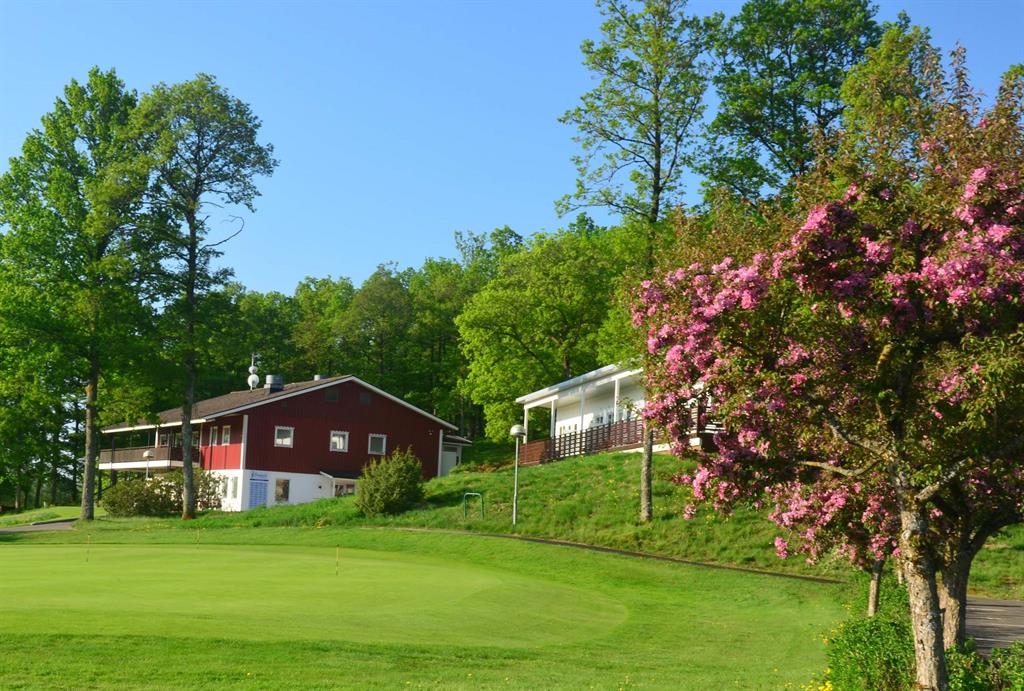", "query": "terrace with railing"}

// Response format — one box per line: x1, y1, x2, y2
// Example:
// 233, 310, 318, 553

519, 418, 644, 465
